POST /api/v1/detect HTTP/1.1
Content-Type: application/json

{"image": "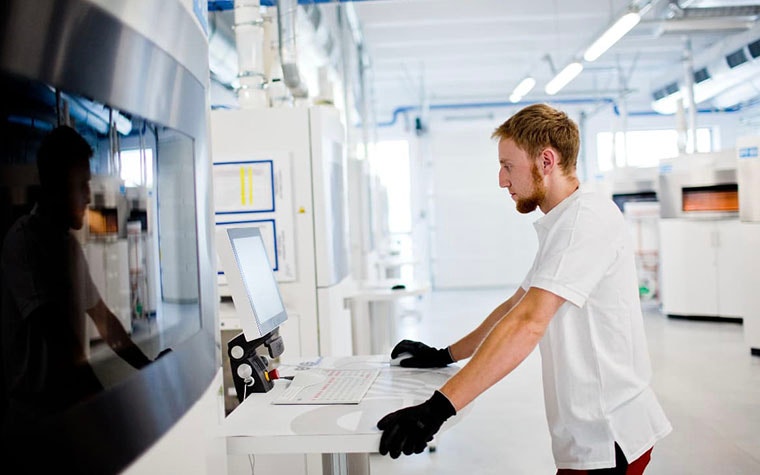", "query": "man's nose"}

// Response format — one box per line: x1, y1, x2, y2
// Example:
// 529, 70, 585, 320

499, 170, 510, 188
